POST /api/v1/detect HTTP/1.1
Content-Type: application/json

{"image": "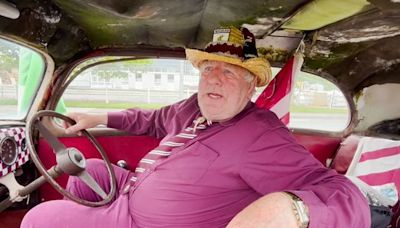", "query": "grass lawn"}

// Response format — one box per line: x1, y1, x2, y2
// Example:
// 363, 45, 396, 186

64, 101, 348, 114
64, 101, 164, 109
0, 99, 17, 105
290, 105, 348, 114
